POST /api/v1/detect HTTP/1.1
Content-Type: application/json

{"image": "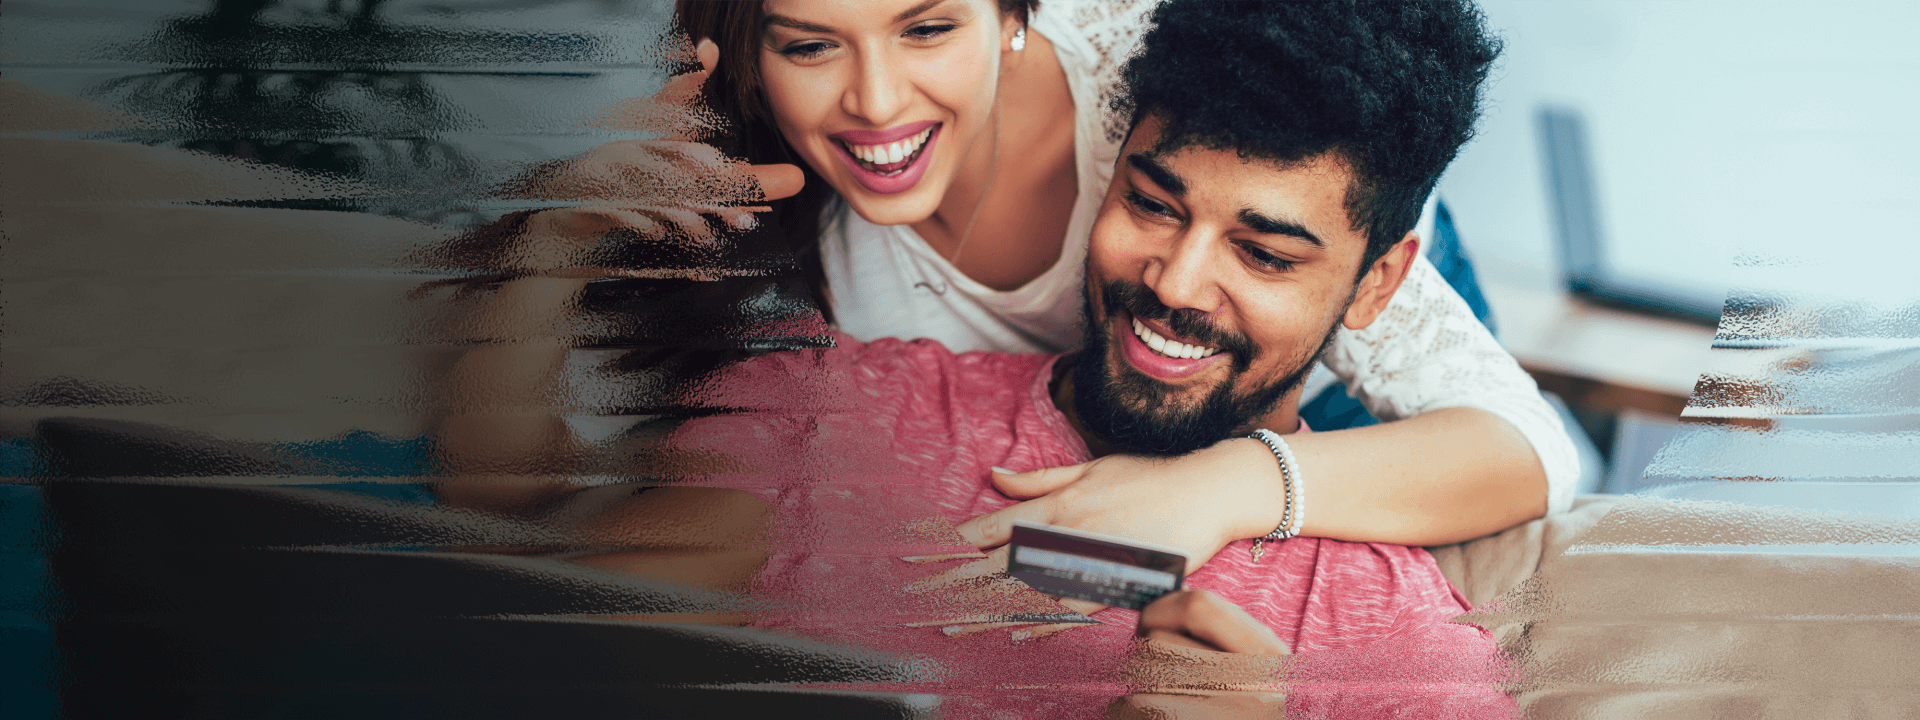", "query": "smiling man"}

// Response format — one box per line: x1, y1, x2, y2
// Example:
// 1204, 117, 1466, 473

1070, 141, 1411, 458
674, 0, 1517, 715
